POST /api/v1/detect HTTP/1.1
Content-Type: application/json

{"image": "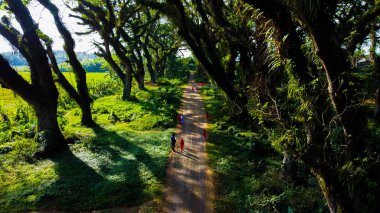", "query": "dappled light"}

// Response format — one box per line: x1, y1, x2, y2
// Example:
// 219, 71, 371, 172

1, 0, 380, 212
